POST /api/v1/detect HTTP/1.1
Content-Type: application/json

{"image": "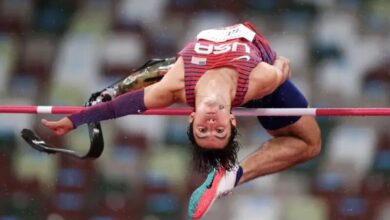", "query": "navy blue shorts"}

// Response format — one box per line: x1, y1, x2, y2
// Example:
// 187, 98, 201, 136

242, 80, 308, 130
